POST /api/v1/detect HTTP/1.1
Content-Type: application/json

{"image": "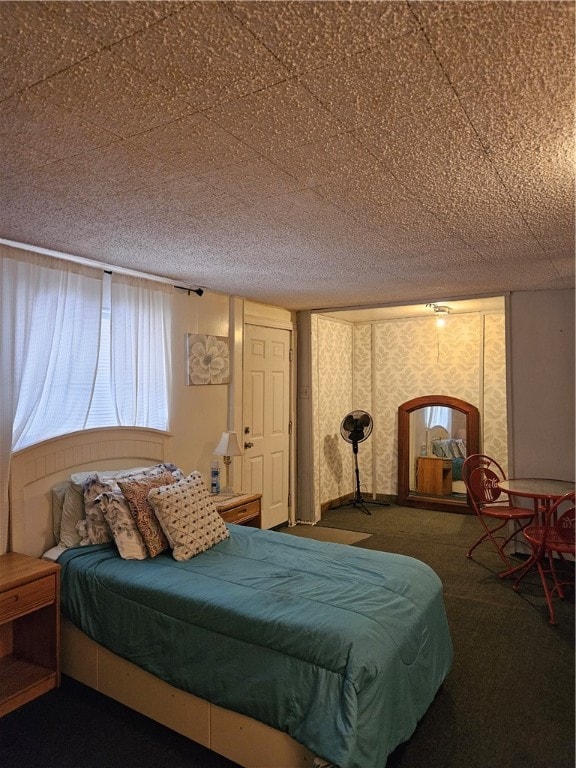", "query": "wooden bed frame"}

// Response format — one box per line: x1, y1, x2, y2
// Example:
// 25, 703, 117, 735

9, 428, 315, 768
